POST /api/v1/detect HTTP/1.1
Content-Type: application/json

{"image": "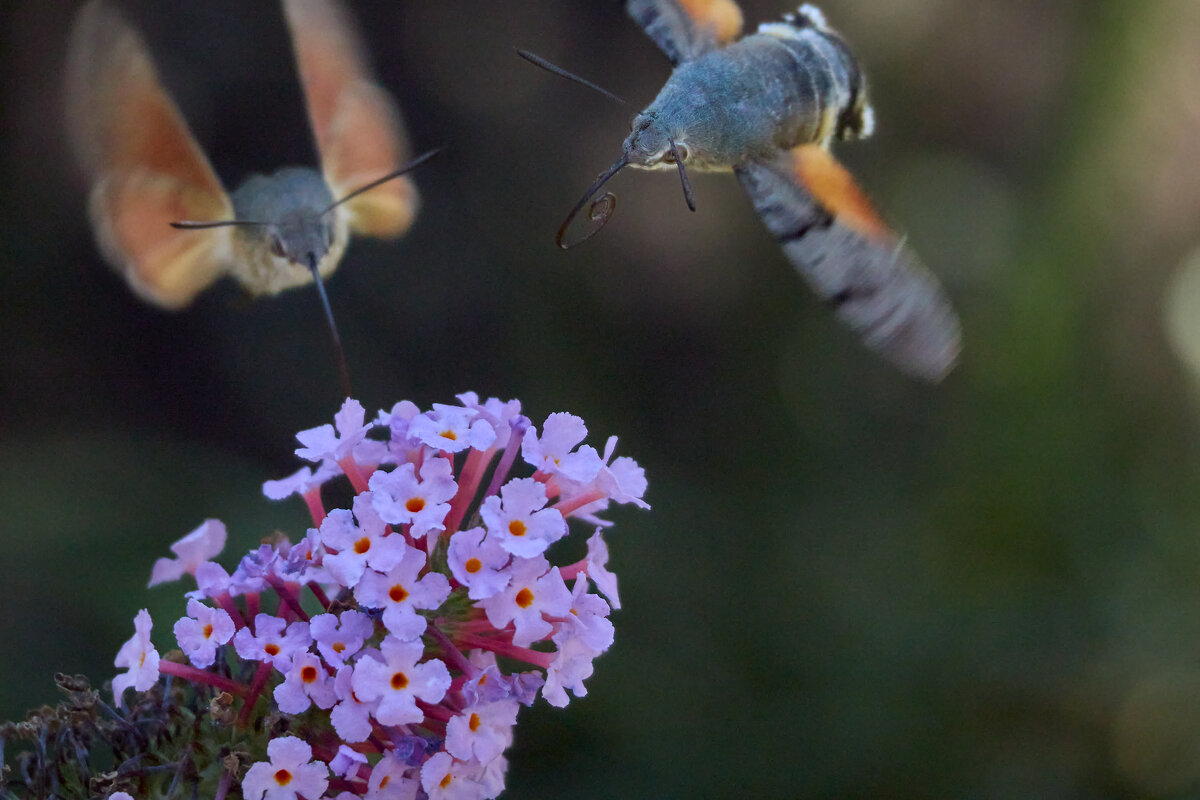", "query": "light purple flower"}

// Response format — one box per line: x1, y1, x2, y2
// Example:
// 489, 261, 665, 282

173, 599, 235, 668
149, 519, 227, 587
447, 527, 511, 600
310, 610, 373, 669
295, 398, 371, 464
446, 698, 519, 764
369, 458, 457, 539
408, 404, 497, 453
262, 461, 340, 501
330, 664, 377, 743
113, 609, 159, 707
479, 557, 571, 647
354, 545, 451, 640
242, 736, 329, 800
351, 636, 451, 726
480, 477, 566, 558
274, 652, 337, 714
421, 752, 486, 800
232, 615, 311, 671
319, 494, 408, 586
521, 413, 603, 483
